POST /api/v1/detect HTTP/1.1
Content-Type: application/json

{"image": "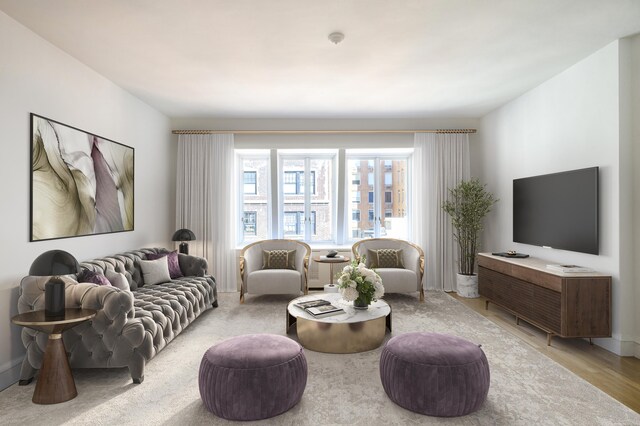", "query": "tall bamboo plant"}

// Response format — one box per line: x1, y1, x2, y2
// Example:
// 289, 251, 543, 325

442, 179, 497, 276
